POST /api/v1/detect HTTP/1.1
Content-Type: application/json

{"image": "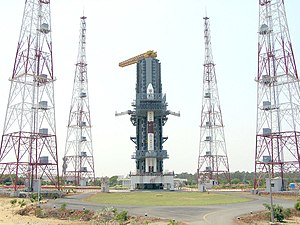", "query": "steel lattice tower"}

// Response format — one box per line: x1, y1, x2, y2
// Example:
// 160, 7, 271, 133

62, 16, 95, 186
197, 17, 230, 188
254, 0, 300, 189
0, 0, 59, 191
